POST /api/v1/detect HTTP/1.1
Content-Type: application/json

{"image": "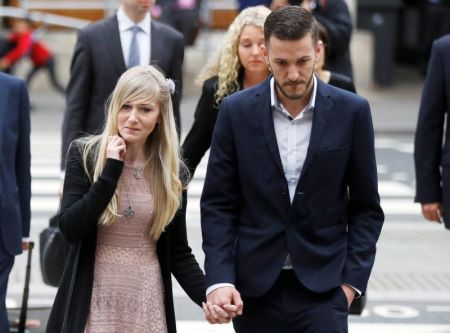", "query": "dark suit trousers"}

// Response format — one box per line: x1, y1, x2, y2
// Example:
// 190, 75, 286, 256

233, 270, 348, 333
0, 243, 14, 332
